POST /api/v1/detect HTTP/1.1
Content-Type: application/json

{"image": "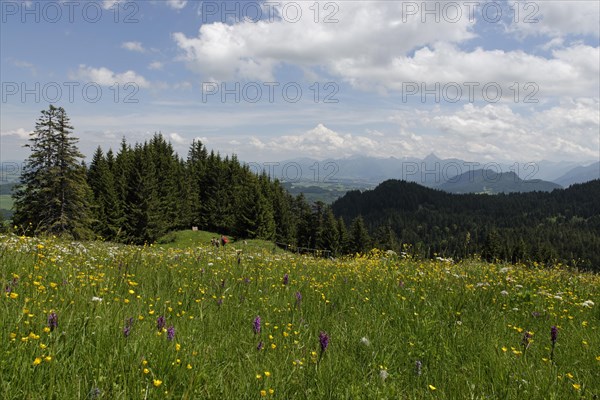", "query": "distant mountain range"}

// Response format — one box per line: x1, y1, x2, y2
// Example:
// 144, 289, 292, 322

269, 154, 599, 194
554, 162, 600, 188
437, 170, 562, 194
